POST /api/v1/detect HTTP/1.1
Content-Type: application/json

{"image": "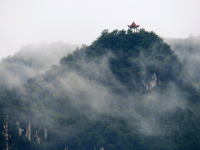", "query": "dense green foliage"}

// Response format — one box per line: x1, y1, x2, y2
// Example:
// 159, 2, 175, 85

0, 29, 200, 150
